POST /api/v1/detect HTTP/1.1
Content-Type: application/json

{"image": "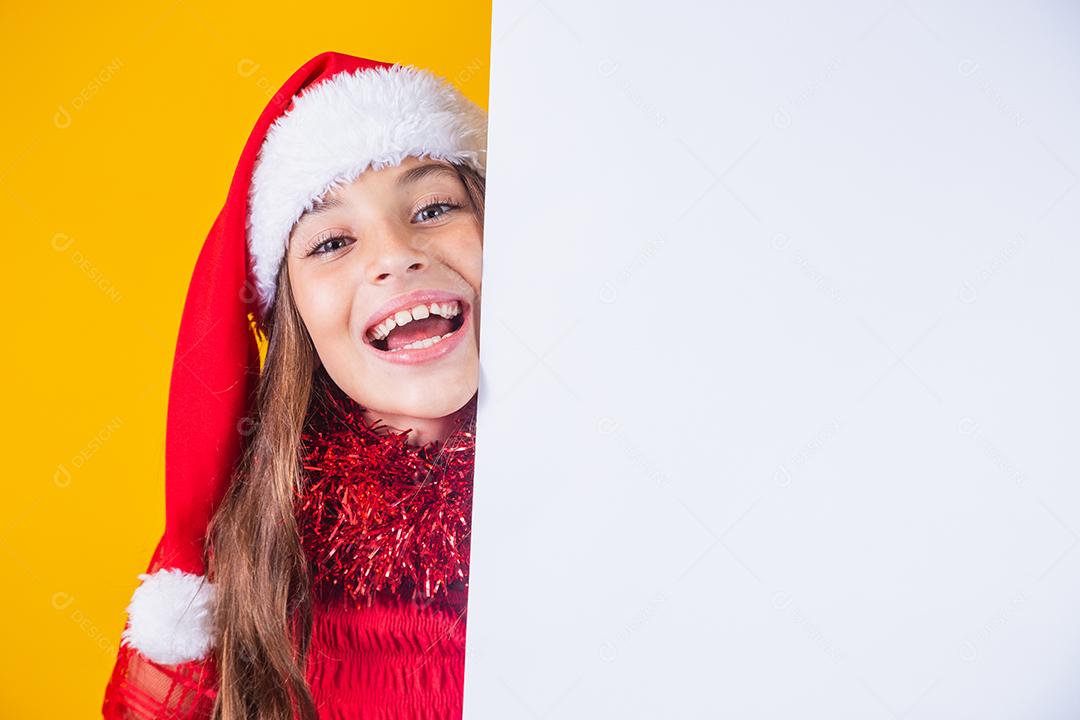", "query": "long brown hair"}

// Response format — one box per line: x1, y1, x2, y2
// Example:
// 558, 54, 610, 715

206, 161, 486, 720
